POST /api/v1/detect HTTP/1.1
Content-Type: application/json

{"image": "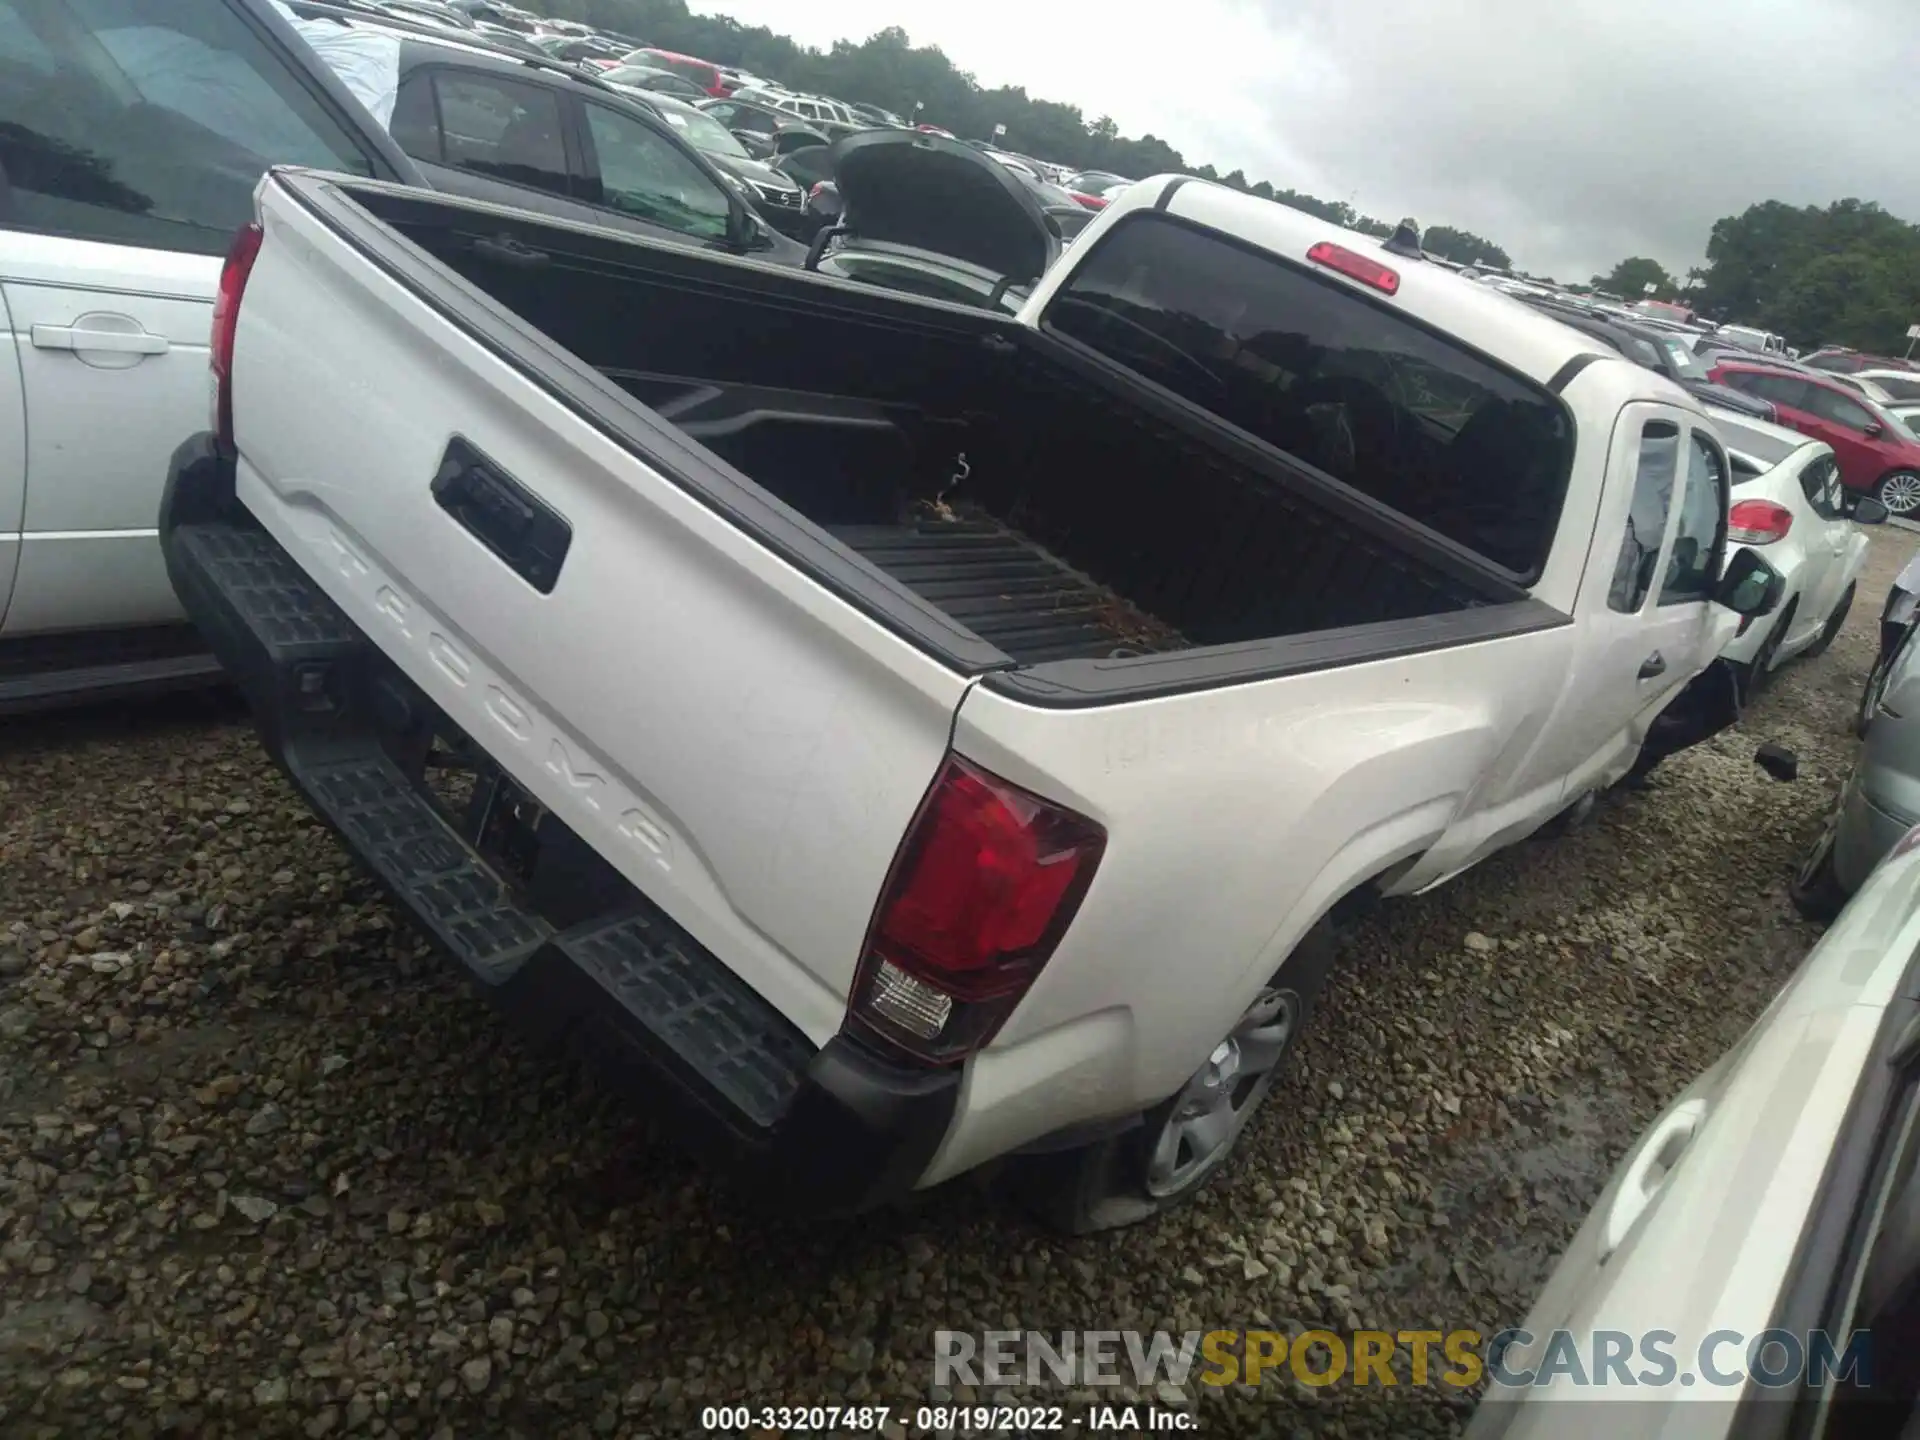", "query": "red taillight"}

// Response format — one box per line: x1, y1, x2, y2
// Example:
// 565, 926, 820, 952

210, 221, 264, 452
1069, 191, 1108, 211
1306, 240, 1400, 296
848, 755, 1105, 1064
1728, 498, 1793, 545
